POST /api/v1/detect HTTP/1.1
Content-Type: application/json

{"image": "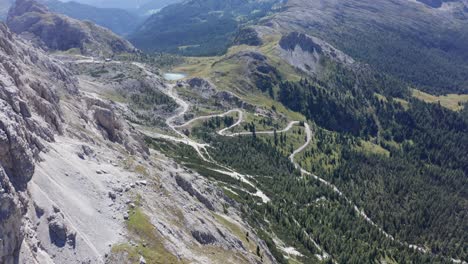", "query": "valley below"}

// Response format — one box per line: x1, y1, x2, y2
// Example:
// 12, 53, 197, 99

0, 0, 467, 263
